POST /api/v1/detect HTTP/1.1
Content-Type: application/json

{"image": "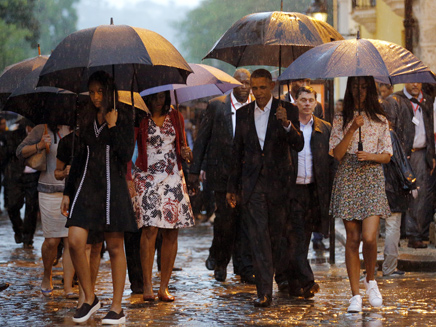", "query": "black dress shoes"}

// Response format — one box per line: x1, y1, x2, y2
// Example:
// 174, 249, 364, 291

407, 240, 427, 249
288, 287, 304, 298
253, 295, 272, 307
302, 282, 320, 299
277, 280, 289, 292
241, 274, 256, 284
0, 282, 9, 292
214, 267, 227, 282
313, 240, 329, 251
205, 255, 216, 271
